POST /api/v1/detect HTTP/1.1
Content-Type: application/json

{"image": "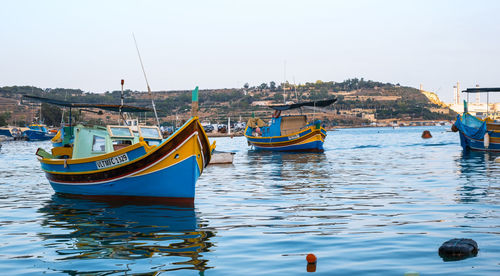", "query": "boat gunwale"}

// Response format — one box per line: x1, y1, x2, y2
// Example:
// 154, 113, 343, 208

40, 117, 203, 166
42, 118, 211, 183
244, 124, 325, 141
